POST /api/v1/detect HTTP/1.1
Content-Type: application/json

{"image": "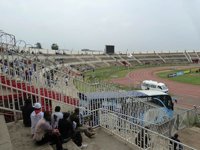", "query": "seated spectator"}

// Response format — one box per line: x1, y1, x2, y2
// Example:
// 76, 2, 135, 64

73, 130, 87, 149
31, 102, 44, 136
21, 99, 34, 127
33, 111, 67, 150
58, 112, 87, 149
58, 112, 73, 140
51, 106, 63, 129
170, 133, 183, 150
70, 108, 95, 138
